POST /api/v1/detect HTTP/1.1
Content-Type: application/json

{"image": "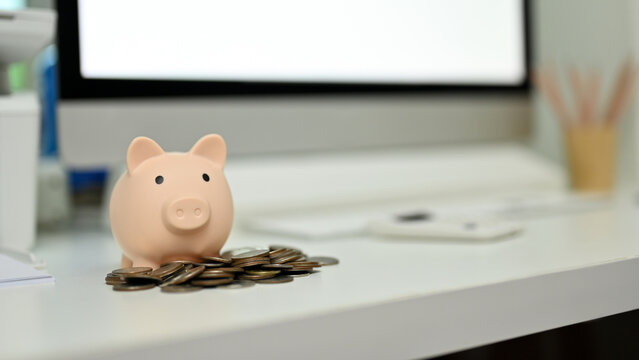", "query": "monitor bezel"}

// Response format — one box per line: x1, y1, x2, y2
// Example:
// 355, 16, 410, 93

57, 0, 531, 99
